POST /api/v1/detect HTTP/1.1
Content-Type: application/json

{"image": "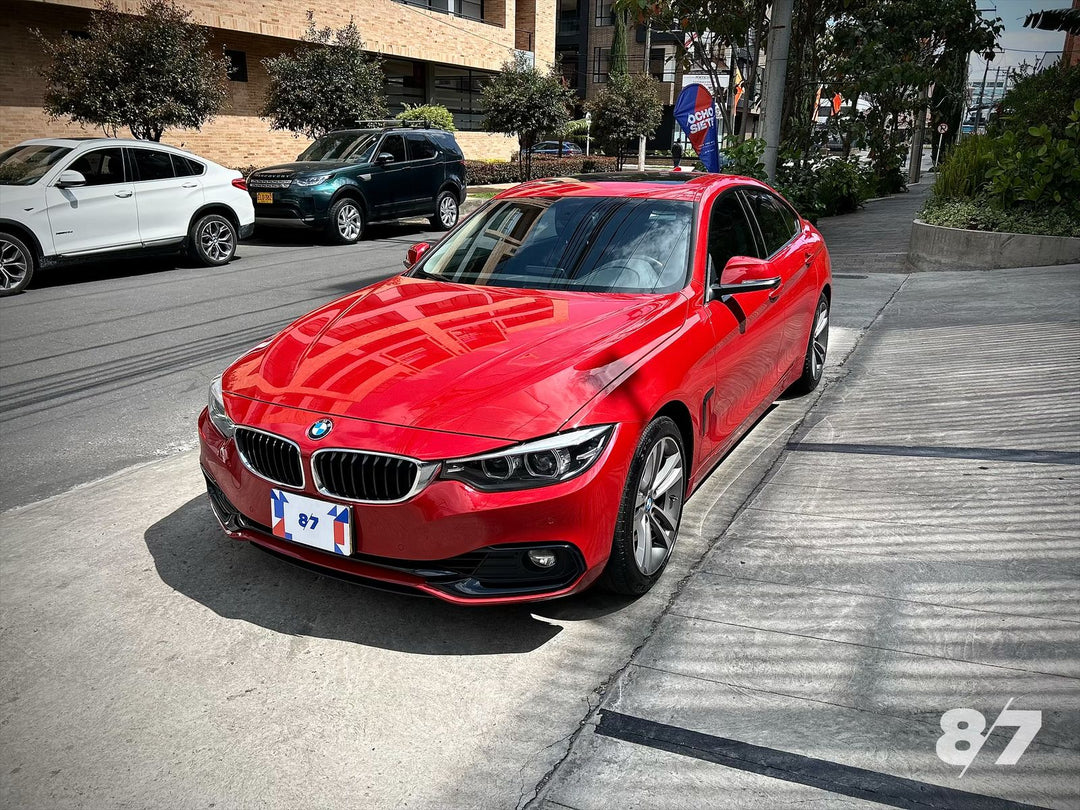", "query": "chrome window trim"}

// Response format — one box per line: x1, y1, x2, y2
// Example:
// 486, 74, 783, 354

233, 425, 306, 490
310, 447, 440, 504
